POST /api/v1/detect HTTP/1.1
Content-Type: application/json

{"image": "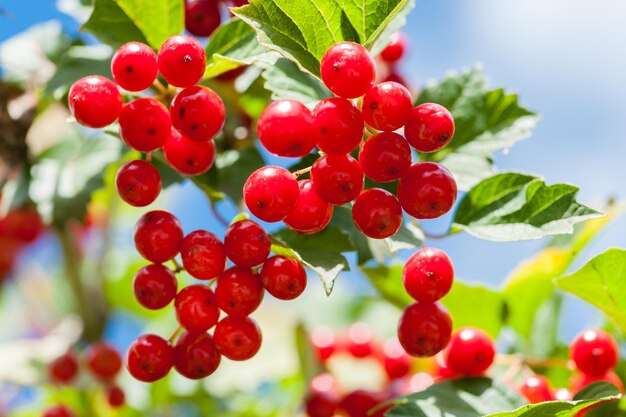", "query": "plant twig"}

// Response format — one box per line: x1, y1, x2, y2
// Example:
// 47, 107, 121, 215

293, 166, 312, 178
211, 202, 230, 228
